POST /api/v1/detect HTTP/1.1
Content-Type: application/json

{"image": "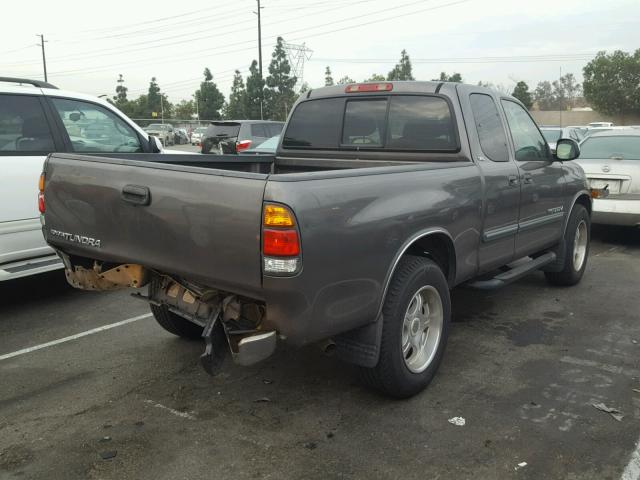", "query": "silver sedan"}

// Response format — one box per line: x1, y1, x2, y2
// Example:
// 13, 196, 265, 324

574, 129, 640, 226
